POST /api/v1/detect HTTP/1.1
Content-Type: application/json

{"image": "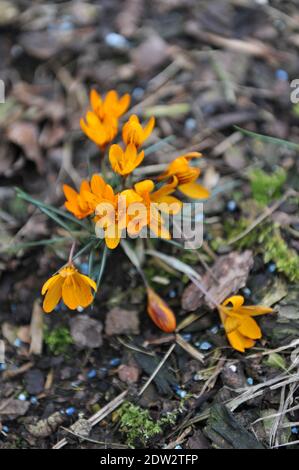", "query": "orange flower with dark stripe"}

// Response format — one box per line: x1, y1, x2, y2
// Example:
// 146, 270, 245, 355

147, 287, 176, 332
